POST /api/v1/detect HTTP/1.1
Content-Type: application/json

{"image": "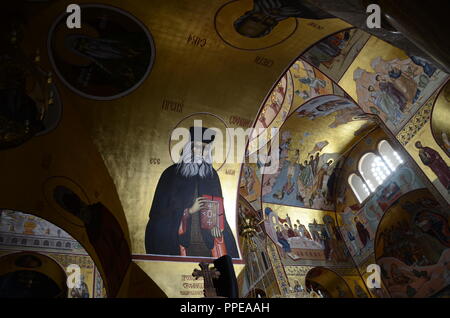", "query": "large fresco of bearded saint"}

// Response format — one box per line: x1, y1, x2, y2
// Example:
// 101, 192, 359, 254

144, 126, 239, 259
